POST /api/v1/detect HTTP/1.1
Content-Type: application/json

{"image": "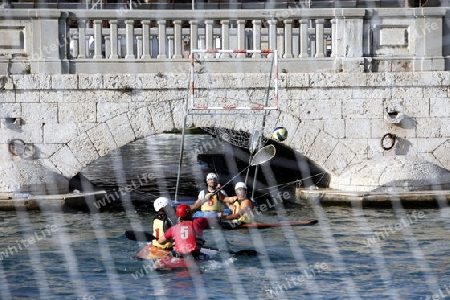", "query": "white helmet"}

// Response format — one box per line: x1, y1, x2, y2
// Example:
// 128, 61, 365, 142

154, 197, 170, 211
235, 182, 247, 190
206, 173, 218, 181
